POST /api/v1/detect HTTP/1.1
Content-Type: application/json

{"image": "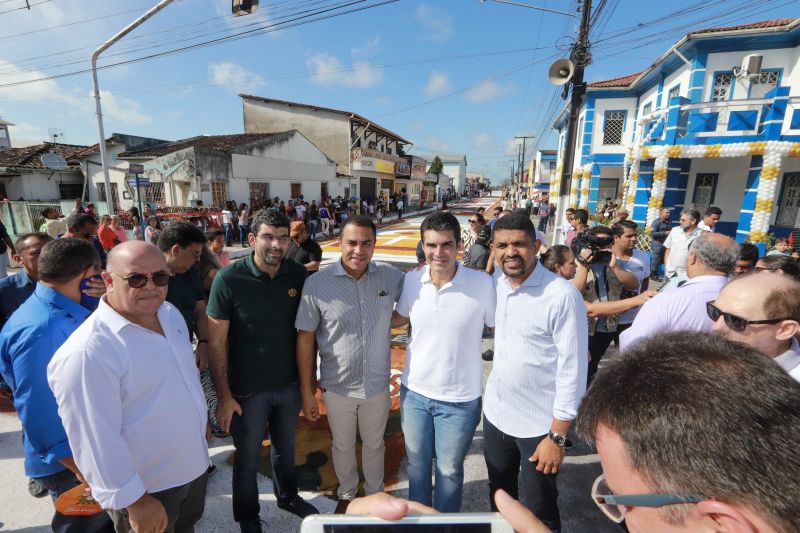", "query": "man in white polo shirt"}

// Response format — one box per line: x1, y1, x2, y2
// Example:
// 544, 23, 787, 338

392, 212, 495, 512
483, 213, 587, 532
